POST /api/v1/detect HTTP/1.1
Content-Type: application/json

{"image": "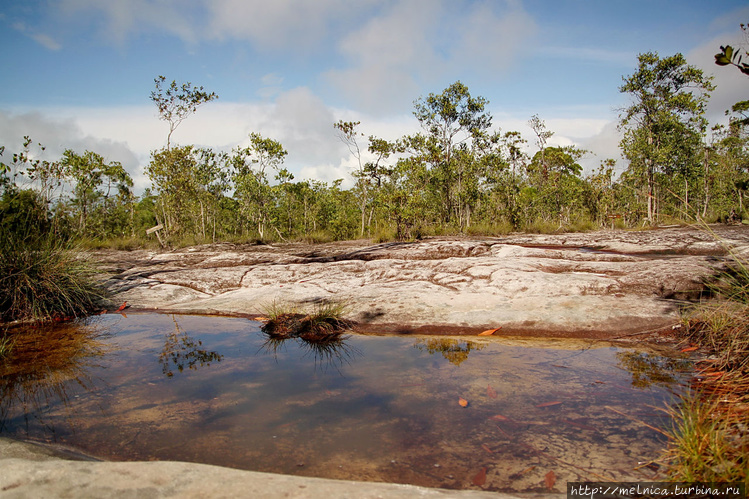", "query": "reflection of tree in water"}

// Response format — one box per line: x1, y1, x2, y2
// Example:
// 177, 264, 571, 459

413, 338, 485, 366
259, 333, 361, 373
158, 315, 223, 378
616, 351, 692, 389
0, 320, 108, 435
